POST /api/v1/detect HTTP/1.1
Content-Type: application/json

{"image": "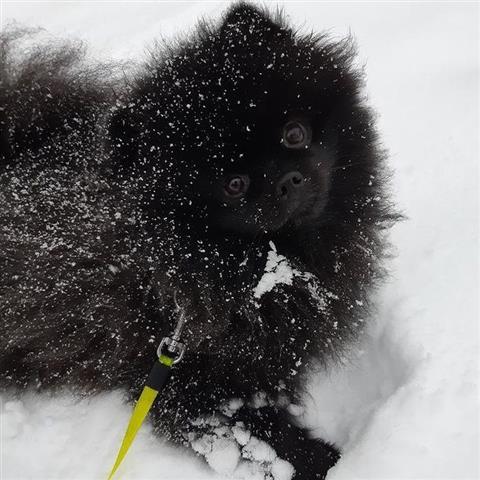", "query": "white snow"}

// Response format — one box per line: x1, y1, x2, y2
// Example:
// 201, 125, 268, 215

220, 398, 244, 417
0, 390, 213, 479
270, 459, 296, 480
253, 241, 301, 299
242, 436, 277, 464
204, 437, 241, 476
232, 424, 251, 446
1, 2, 478, 480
